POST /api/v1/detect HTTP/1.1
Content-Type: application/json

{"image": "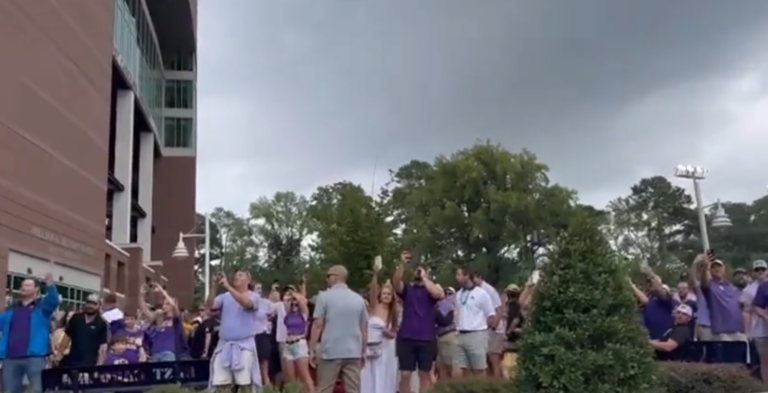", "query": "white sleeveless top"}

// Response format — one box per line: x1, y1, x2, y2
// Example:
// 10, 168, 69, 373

367, 315, 386, 343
